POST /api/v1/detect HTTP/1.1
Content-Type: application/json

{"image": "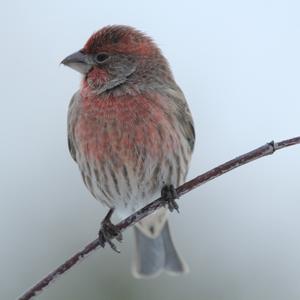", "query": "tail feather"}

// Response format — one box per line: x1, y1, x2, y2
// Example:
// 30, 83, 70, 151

132, 221, 188, 278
